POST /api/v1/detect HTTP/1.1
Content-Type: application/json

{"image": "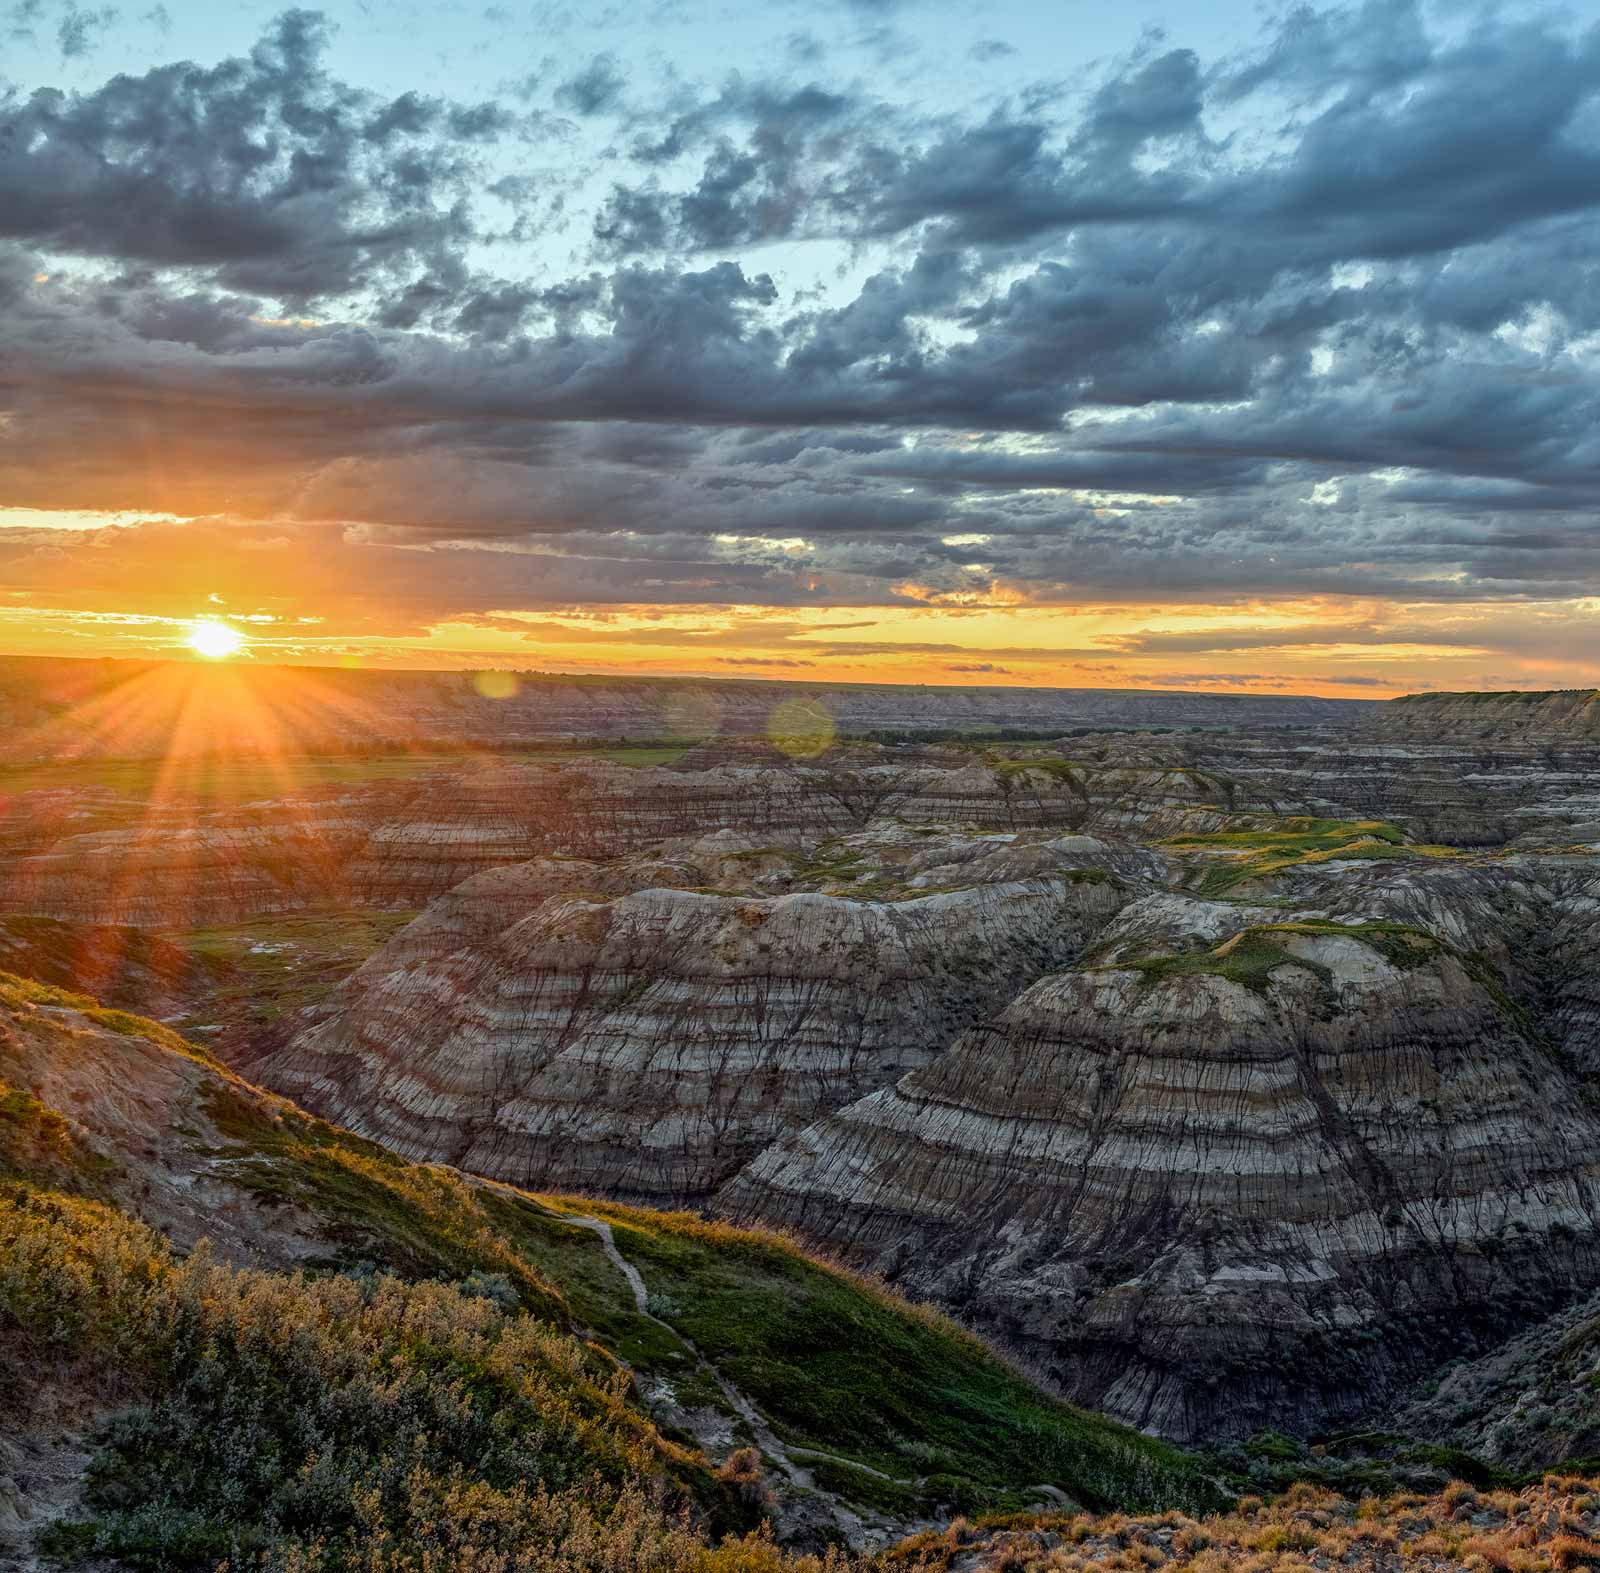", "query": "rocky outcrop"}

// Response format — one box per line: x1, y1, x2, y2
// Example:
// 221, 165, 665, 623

0, 977, 331, 1261
261, 857, 1138, 1204
894, 759, 1278, 833
721, 913, 1600, 1442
